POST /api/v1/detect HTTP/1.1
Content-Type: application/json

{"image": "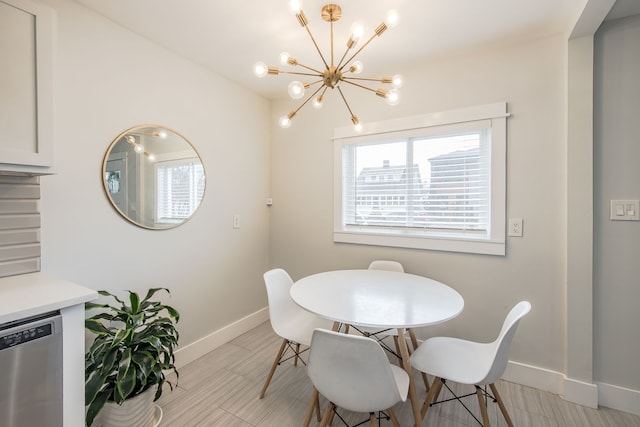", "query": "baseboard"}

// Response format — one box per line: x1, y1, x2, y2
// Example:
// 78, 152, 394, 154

503, 360, 565, 394
174, 307, 269, 369
563, 377, 599, 408
504, 362, 599, 409
597, 382, 640, 416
